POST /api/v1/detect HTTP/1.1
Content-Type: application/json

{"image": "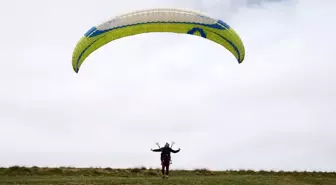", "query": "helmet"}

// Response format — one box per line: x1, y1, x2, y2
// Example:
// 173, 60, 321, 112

164, 142, 169, 147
